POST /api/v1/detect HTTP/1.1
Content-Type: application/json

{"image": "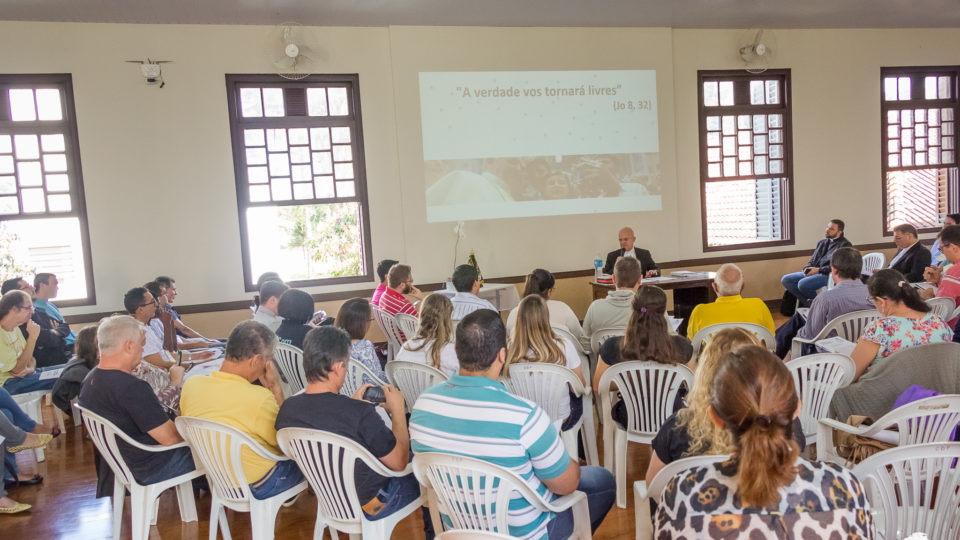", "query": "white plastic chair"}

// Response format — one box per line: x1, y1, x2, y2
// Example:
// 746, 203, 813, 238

501, 362, 599, 466
12, 390, 55, 461
372, 304, 407, 361
272, 343, 306, 397
633, 454, 728, 540
174, 416, 308, 540
791, 309, 881, 358
277, 428, 424, 539
553, 327, 593, 390
589, 327, 626, 356
853, 442, 960, 540
691, 322, 775, 355
436, 531, 516, 540
385, 360, 449, 411
413, 452, 591, 539
862, 252, 886, 276
598, 360, 694, 508
926, 296, 956, 322
785, 353, 856, 447
395, 312, 419, 342
817, 395, 960, 466
78, 406, 201, 540
340, 358, 389, 397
